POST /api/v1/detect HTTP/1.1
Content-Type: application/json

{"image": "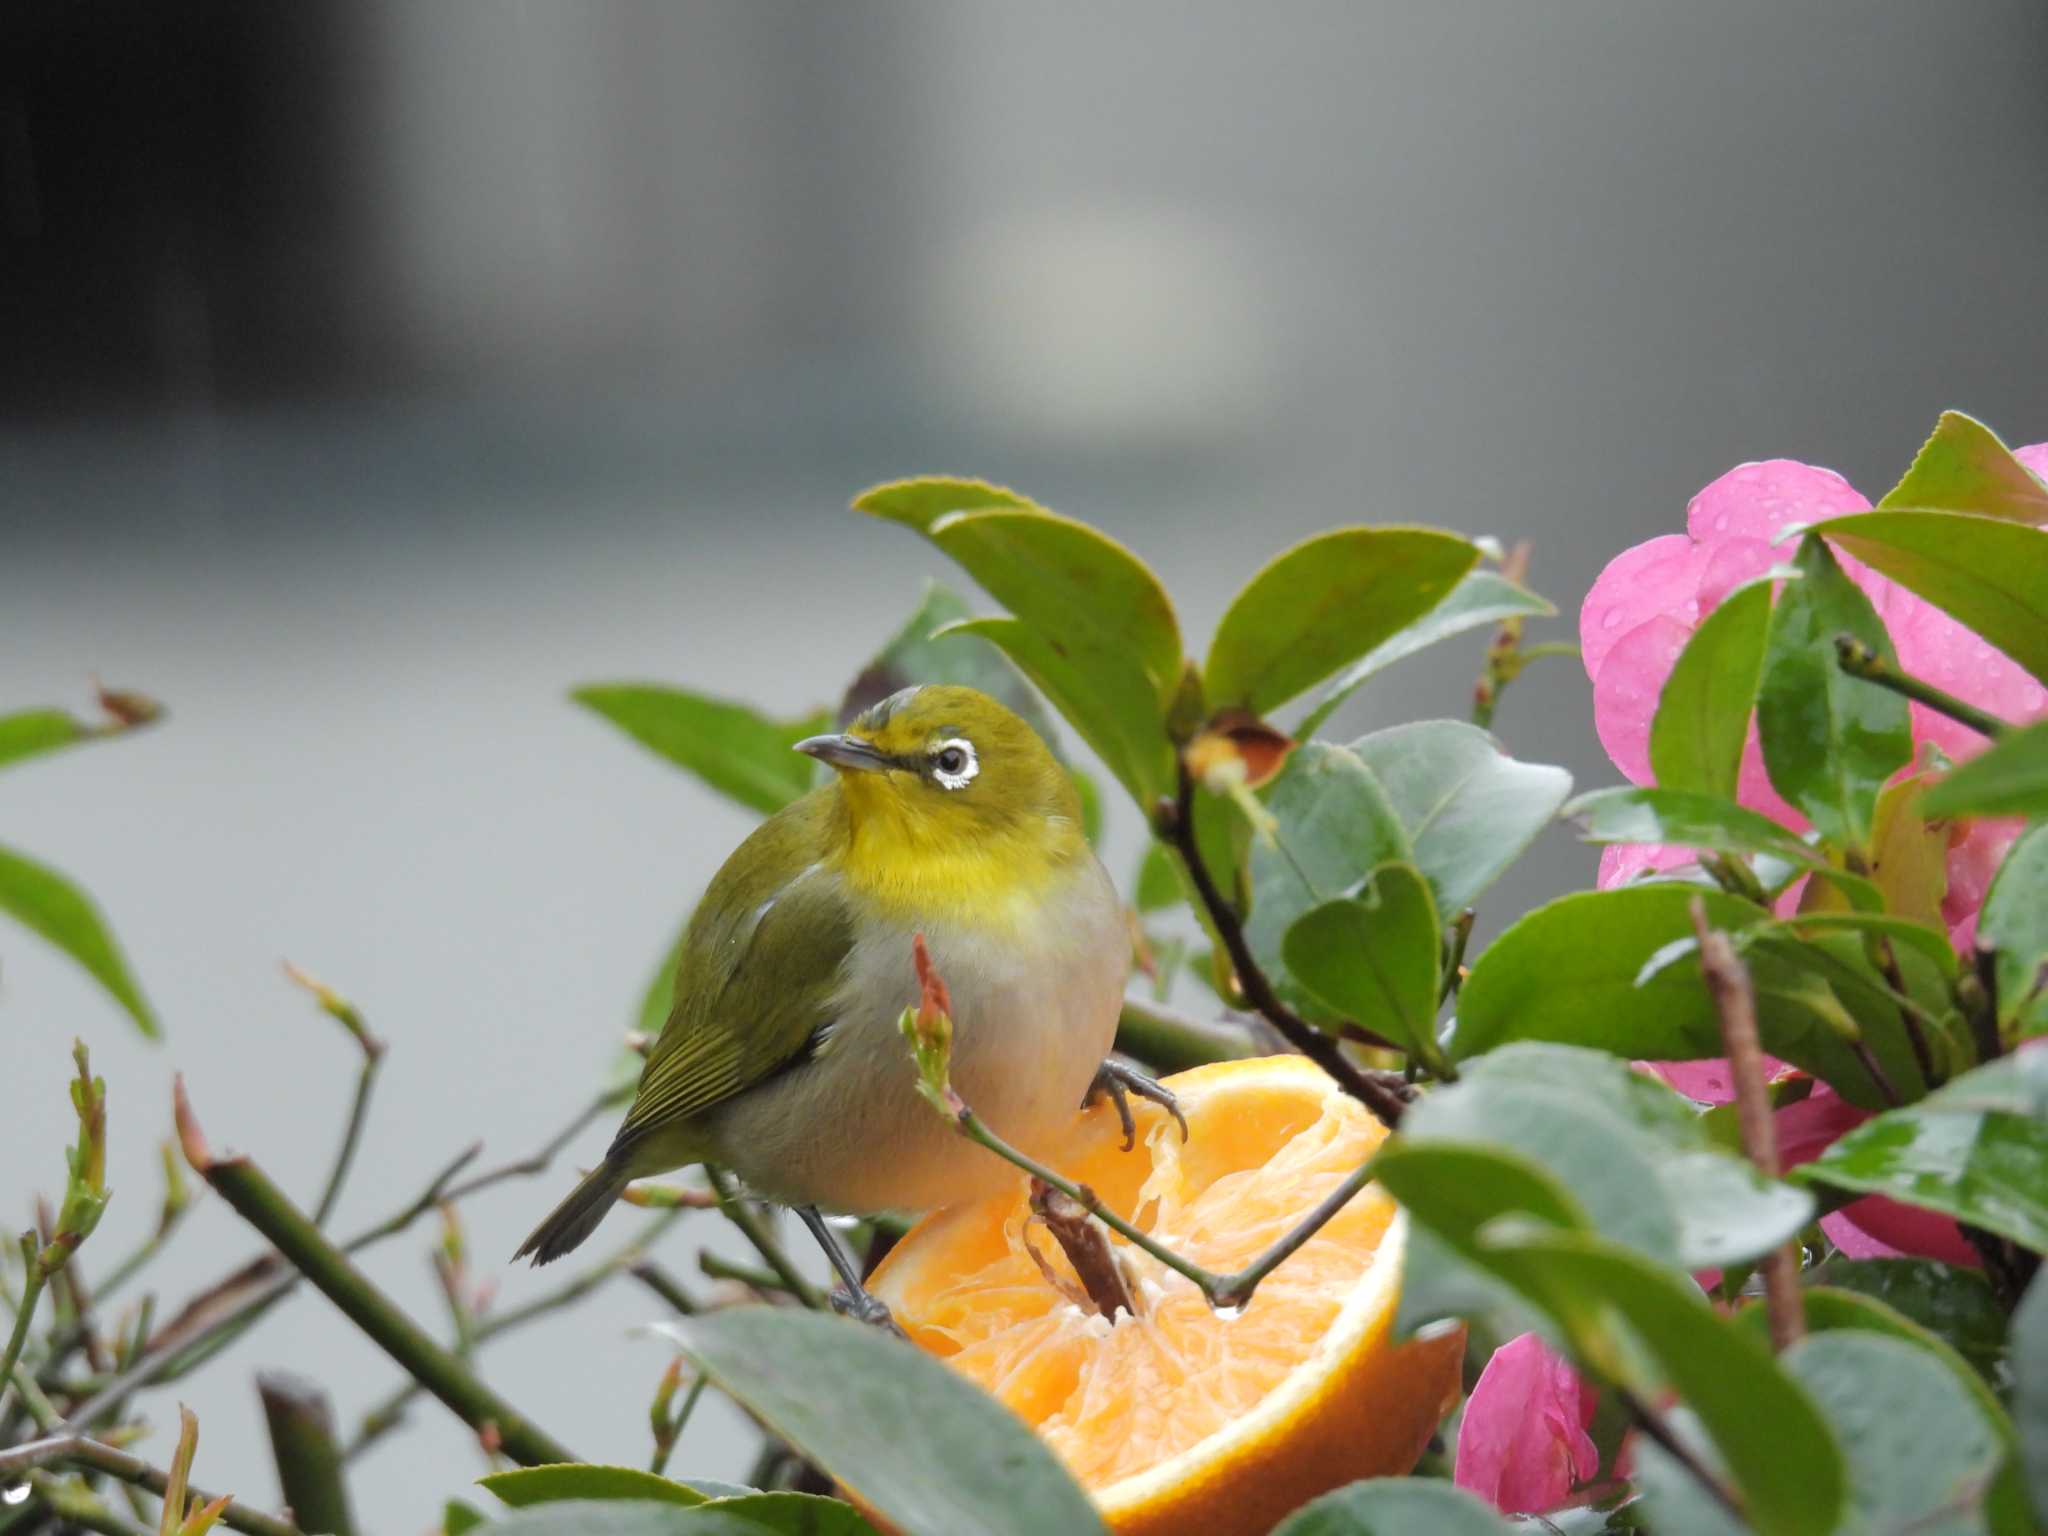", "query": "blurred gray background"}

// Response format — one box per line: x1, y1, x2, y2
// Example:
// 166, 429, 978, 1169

4, 1, 2046, 1527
